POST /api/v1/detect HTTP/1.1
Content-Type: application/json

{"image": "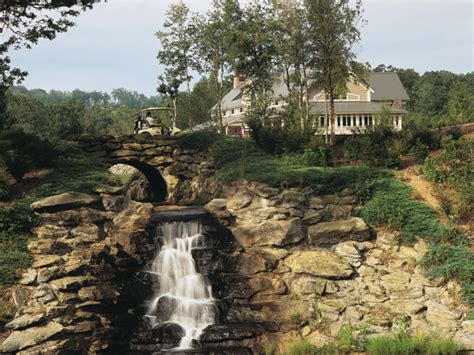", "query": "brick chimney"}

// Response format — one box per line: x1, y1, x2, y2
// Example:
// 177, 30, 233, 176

233, 75, 244, 89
